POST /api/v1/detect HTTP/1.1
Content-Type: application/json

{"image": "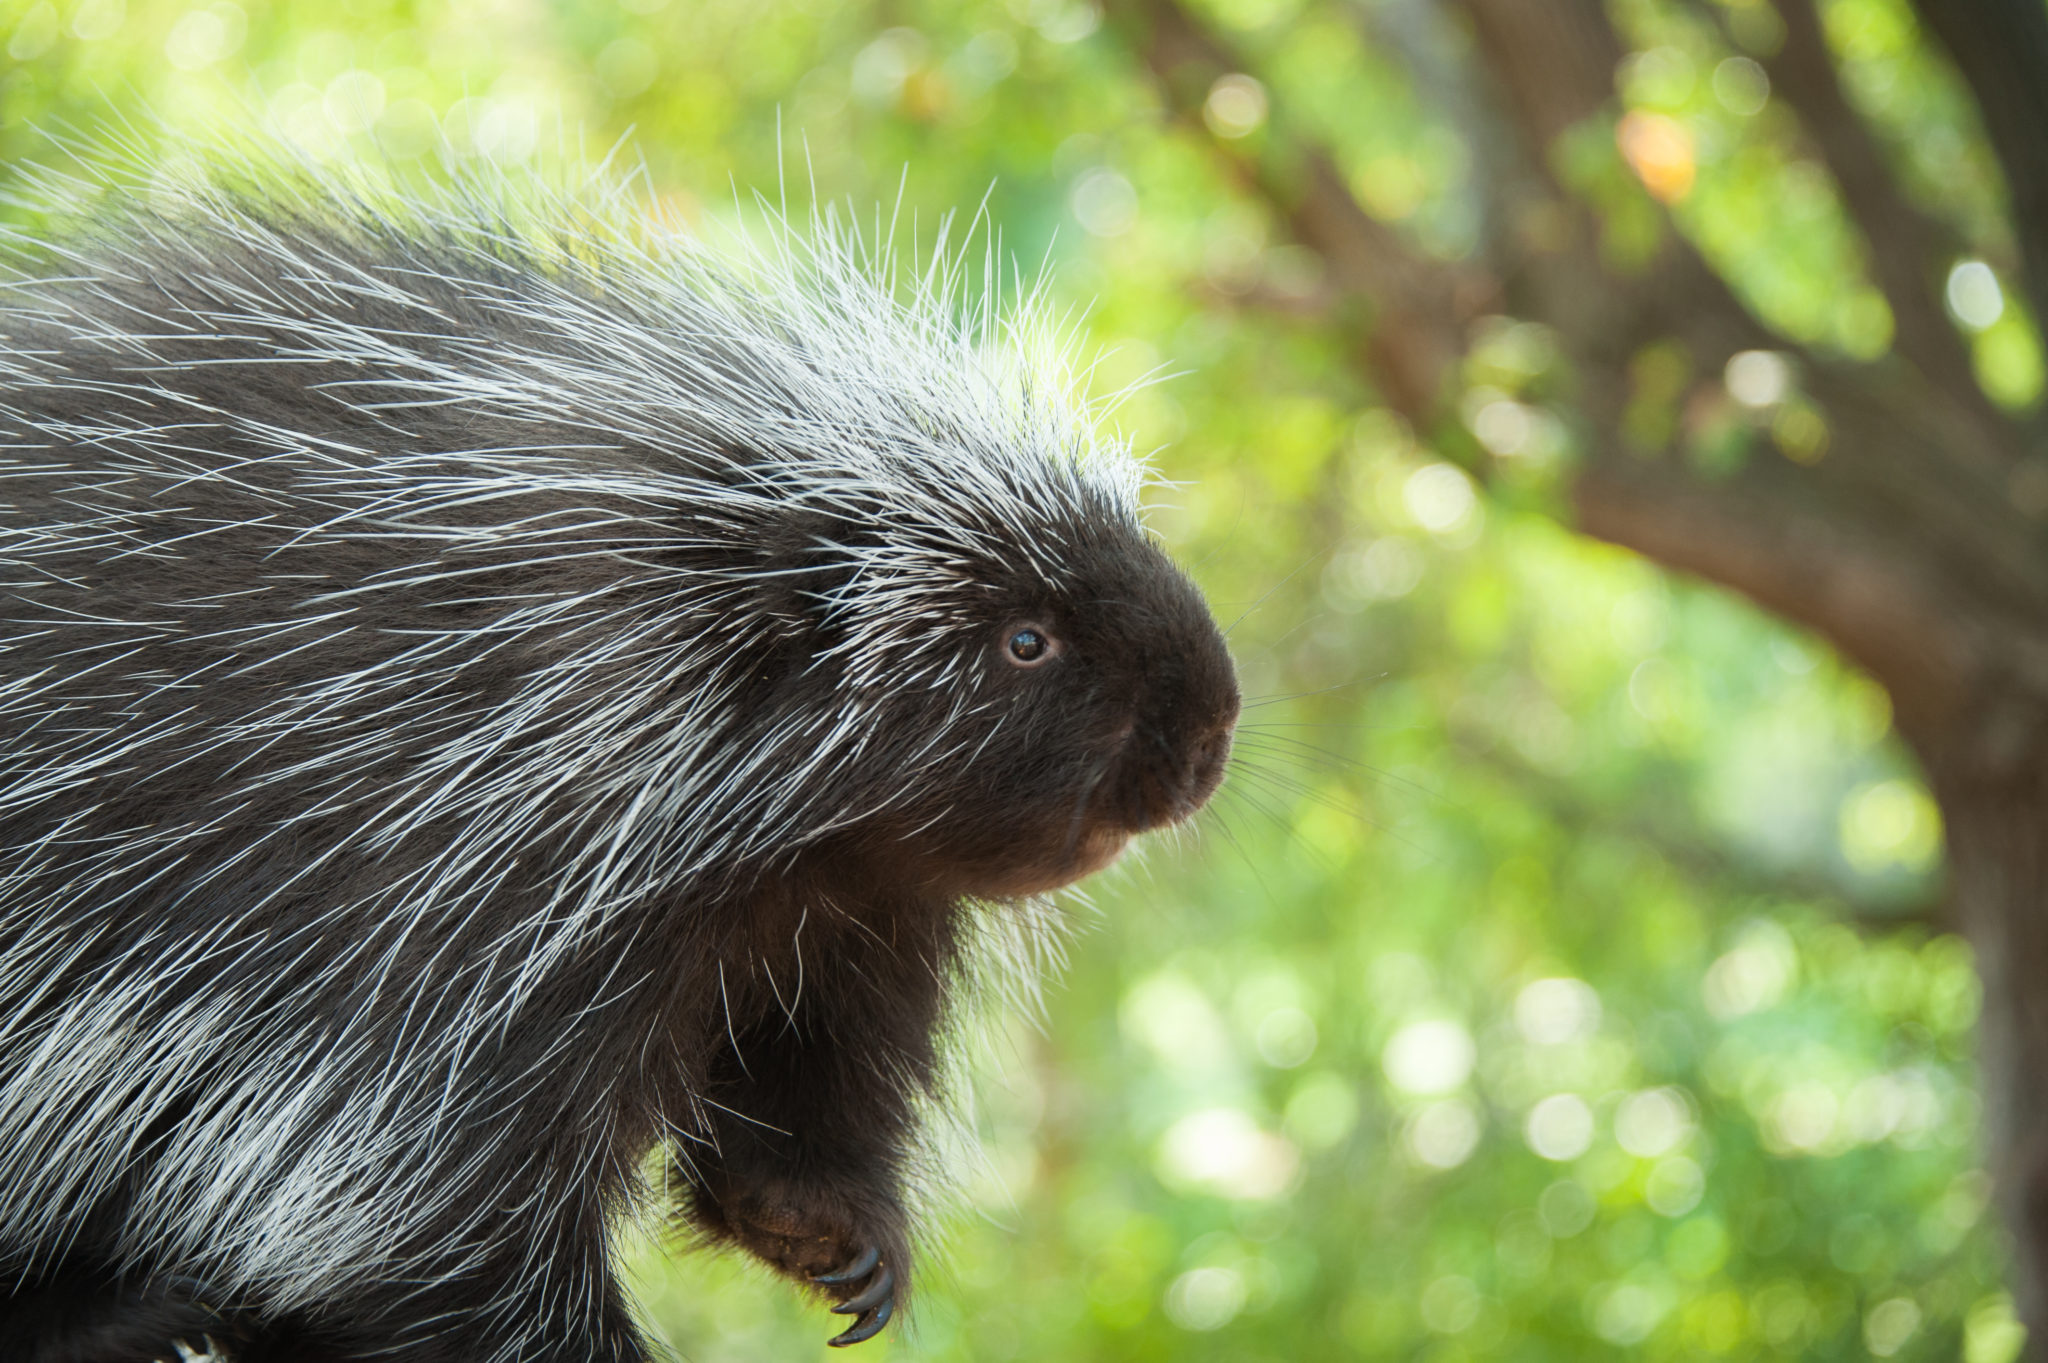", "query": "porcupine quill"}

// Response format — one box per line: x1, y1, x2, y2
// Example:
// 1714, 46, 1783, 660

0, 136, 1239, 1363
